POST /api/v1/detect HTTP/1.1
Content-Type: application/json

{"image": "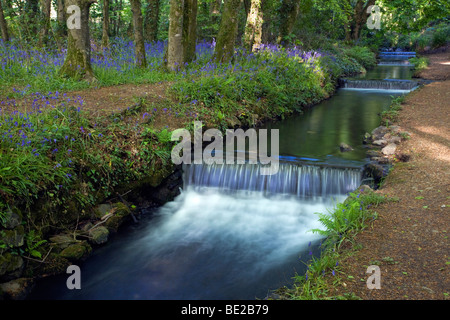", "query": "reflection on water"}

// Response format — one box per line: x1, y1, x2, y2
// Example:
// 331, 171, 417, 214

261, 89, 404, 165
